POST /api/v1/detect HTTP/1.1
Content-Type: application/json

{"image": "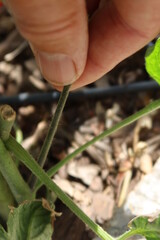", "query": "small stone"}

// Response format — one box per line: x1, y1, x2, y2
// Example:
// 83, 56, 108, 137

101, 169, 109, 180
90, 176, 104, 192
92, 192, 115, 223
54, 178, 74, 197
67, 161, 100, 185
